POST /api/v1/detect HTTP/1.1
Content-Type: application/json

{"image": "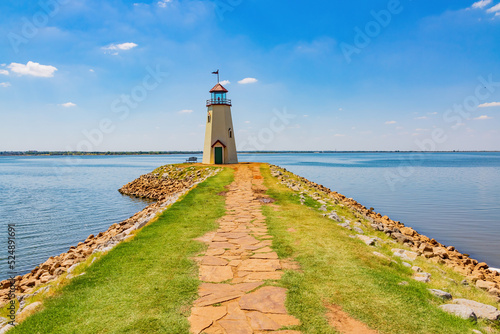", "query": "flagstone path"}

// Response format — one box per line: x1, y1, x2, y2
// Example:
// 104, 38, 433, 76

189, 164, 301, 334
